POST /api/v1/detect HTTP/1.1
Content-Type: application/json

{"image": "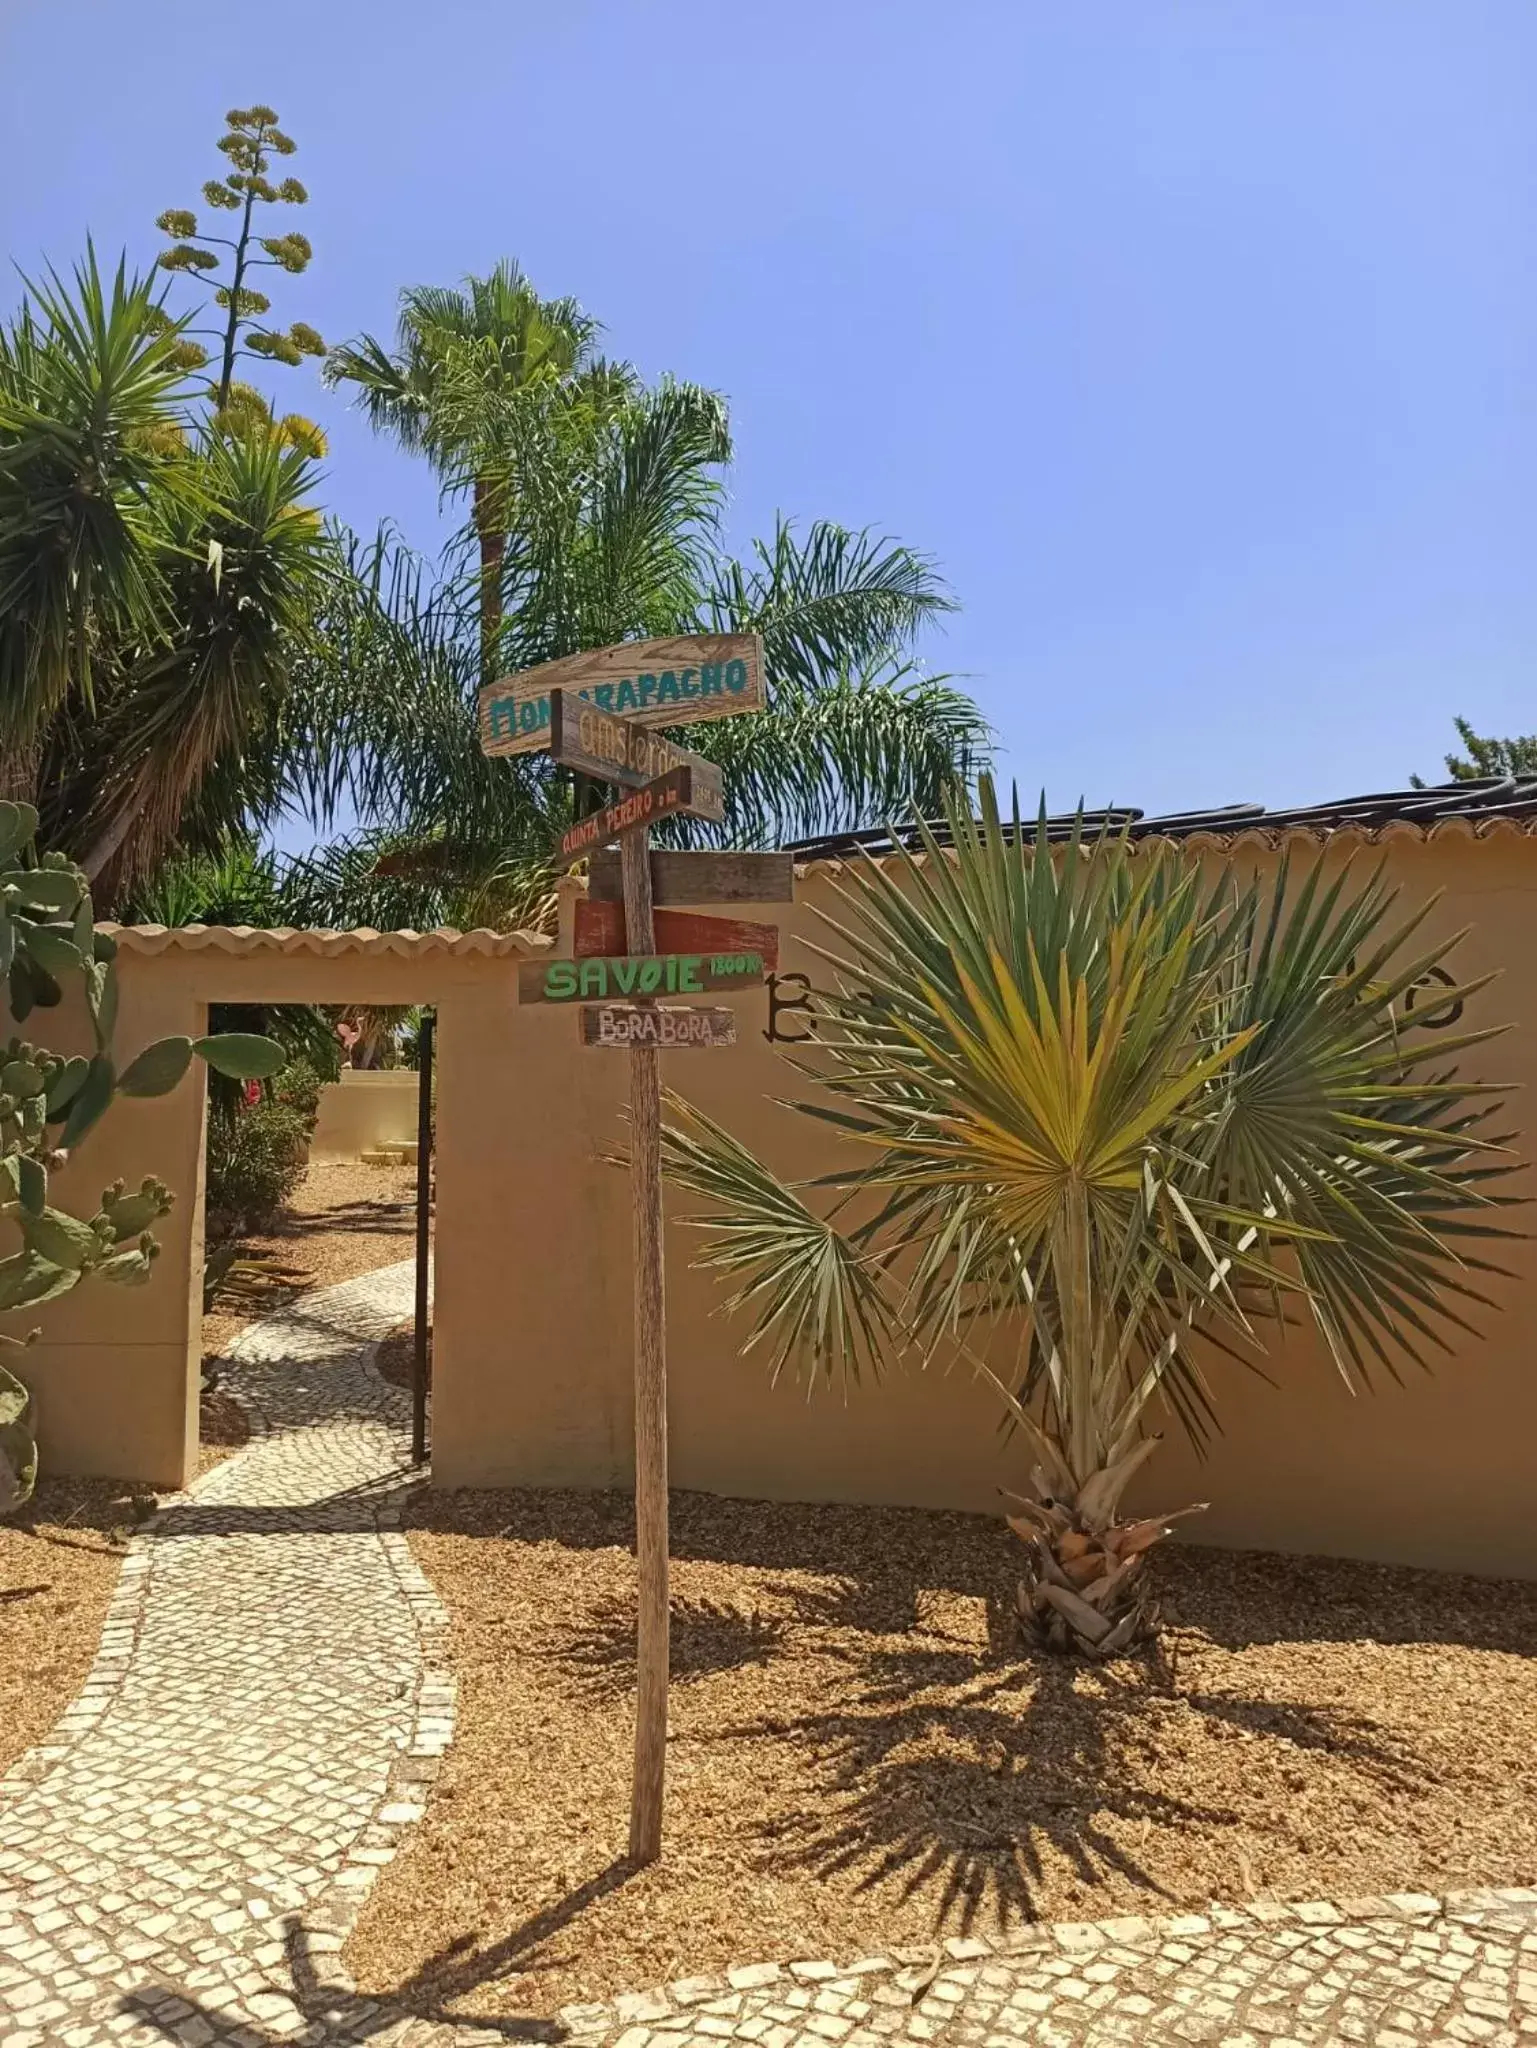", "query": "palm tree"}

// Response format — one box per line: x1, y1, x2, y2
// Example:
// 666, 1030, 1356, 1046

0, 249, 333, 902
659, 780, 1516, 1655
0, 250, 194, 804
324, 261, 606, 683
